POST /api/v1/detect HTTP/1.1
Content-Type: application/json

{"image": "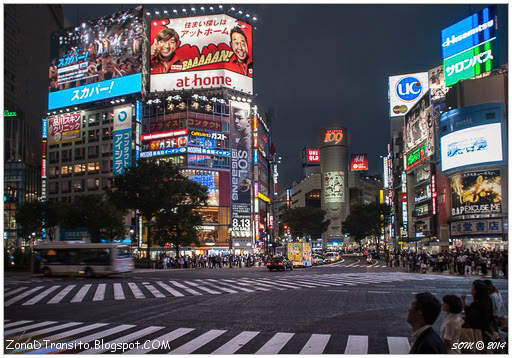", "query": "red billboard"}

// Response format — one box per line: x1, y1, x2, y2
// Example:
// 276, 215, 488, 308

48, 112, 81, 144
150, 14, 253, 94
350, 153, 368, 171
307, 149, 320, 163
